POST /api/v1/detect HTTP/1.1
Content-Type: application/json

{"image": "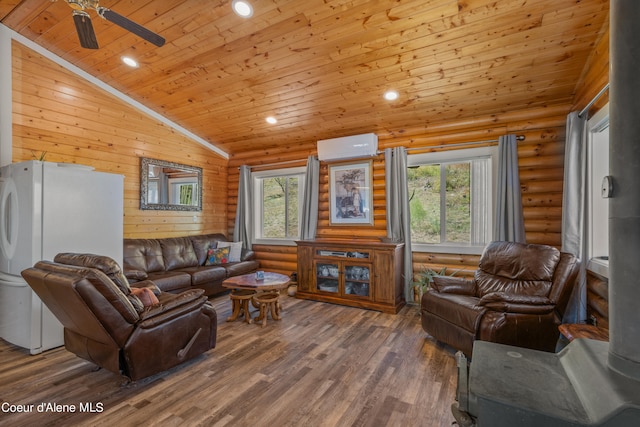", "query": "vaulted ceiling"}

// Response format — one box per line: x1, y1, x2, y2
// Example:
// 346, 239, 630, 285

1, 0, 609, 158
